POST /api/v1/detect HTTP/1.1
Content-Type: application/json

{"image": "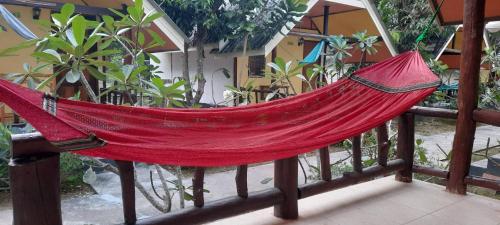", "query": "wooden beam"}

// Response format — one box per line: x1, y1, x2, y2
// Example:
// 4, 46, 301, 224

465, 176, 500, 191
0, 0, 119, 17
473, 109, 500, 126
447, 0, 486, 195
134, 189, 283, 225
116, 161, 136, 225
10, 154, 62, 225
408, 106, 458, 119
412, 165, 449, 179
274, 156, 298, 219
395, 113, 415, 183
11, 133, 59, 156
